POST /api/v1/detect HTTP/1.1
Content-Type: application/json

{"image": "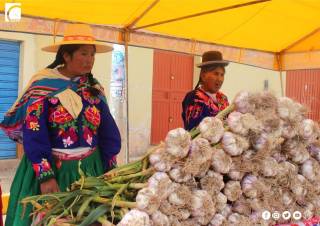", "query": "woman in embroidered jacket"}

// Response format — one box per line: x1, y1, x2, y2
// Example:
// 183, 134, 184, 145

0, 24, 121, 226
182, 51, 229, 131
